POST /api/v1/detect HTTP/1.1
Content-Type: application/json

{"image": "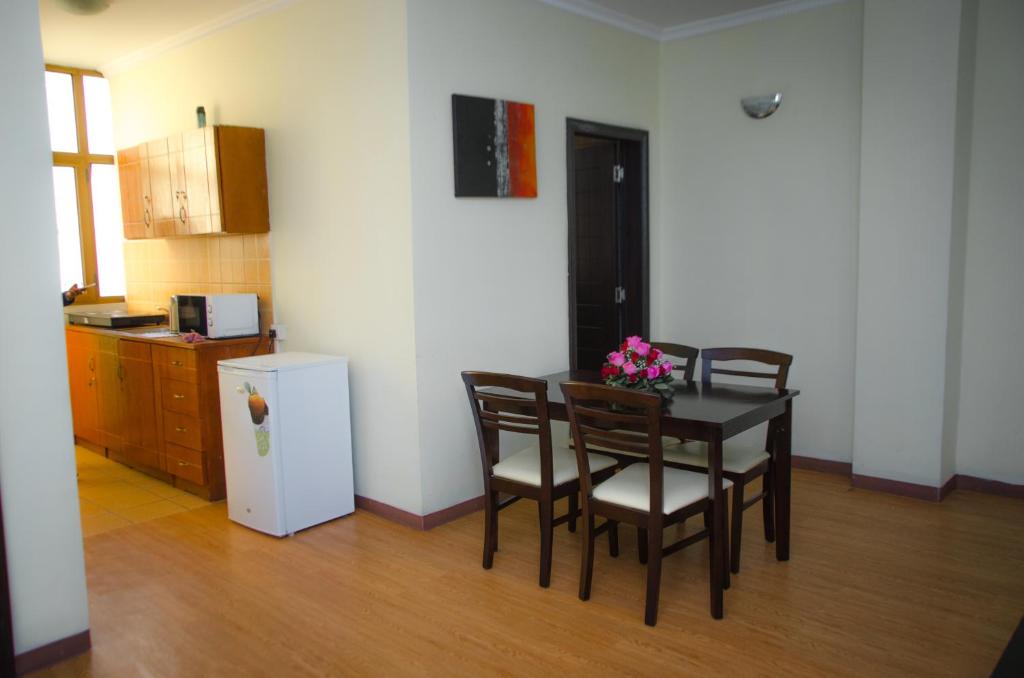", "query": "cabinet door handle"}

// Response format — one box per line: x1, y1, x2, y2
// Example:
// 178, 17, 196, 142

88, 357, 95, 371
173, 393, 185, 400
179, 206, 187, 223
175, 426, 187, 433
144, 209, 151, 227
177, 461, 189, 467
170, 360, 184, 367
